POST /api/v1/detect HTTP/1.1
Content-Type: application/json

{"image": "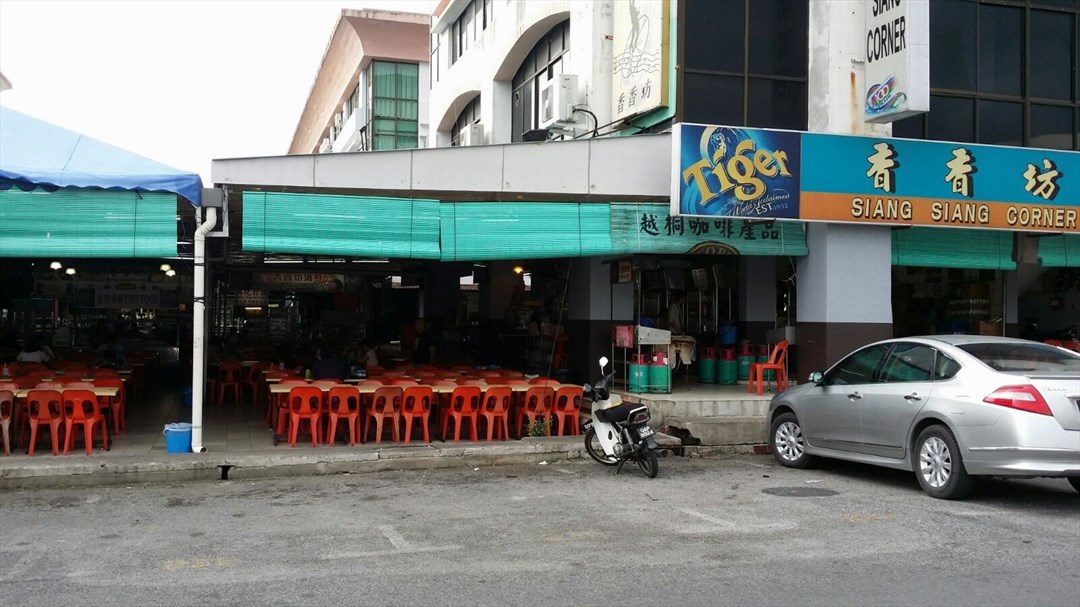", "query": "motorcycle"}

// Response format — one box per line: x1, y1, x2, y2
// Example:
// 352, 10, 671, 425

582, 356, 662, 478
